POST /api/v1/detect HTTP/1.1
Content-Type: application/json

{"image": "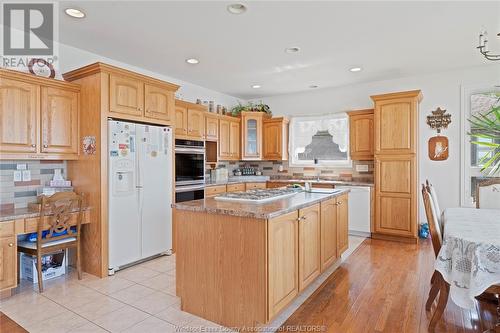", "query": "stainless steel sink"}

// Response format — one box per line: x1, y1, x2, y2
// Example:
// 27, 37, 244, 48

307, 188, 343, 194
